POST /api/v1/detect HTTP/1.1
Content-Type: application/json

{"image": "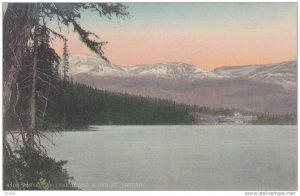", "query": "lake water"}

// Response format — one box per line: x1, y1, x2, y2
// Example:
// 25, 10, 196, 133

44, 125, 297, 190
